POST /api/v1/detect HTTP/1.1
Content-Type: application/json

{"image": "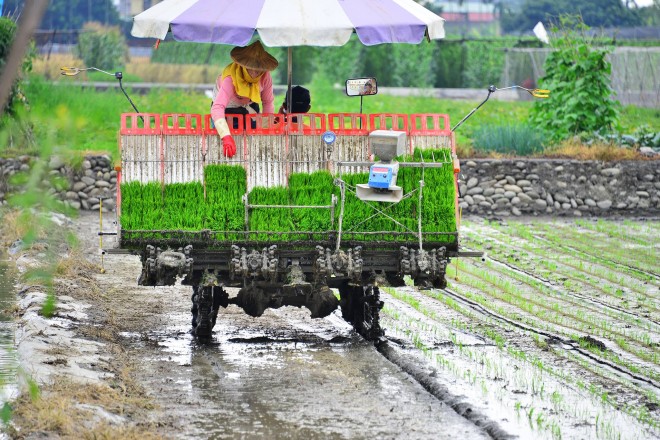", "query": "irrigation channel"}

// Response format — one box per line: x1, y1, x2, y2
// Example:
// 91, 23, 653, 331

10, 213, 659, 439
